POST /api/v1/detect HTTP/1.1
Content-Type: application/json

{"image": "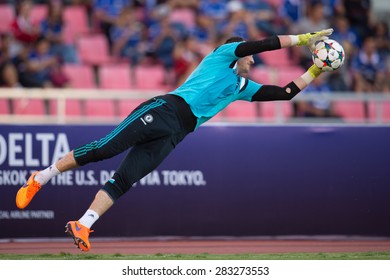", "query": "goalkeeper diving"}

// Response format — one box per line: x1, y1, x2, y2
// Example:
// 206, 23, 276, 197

16, 28, 336, 252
